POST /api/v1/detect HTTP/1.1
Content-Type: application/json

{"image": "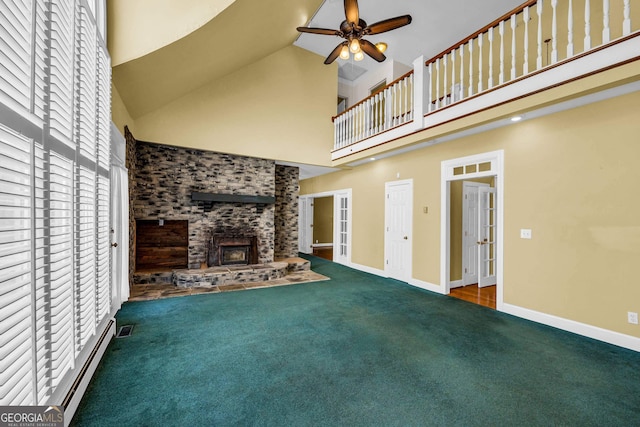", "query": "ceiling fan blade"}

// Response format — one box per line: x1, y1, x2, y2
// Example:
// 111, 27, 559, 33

344, 0, 359, 24
360, 39, 386, 62
296, 27, 342, 36
365, 15, 412, 35
325, 42, 348, 65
